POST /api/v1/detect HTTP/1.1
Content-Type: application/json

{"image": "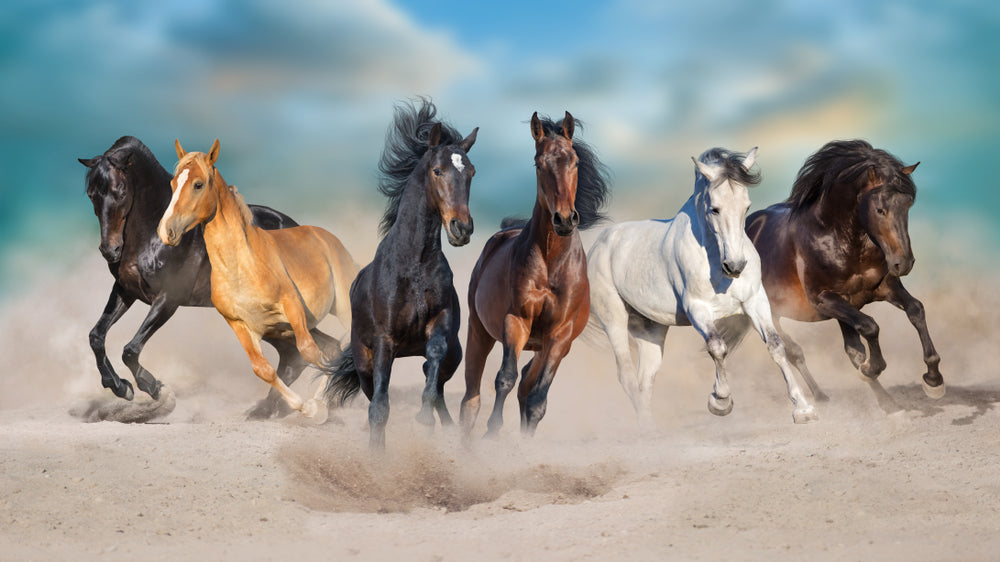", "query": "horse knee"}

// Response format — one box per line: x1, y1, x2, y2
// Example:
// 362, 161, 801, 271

495, 366, 517, 394
122, 342, 141, 368
857, 318, 879, 339
426, 336, 447, 362
706, 335, 727, 361
764, 330, 786, 357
